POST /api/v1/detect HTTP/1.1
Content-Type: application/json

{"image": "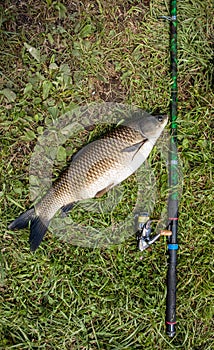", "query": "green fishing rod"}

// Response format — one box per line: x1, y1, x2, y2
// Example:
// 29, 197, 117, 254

135, 0, 179, 338
165, 0, 179, 337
